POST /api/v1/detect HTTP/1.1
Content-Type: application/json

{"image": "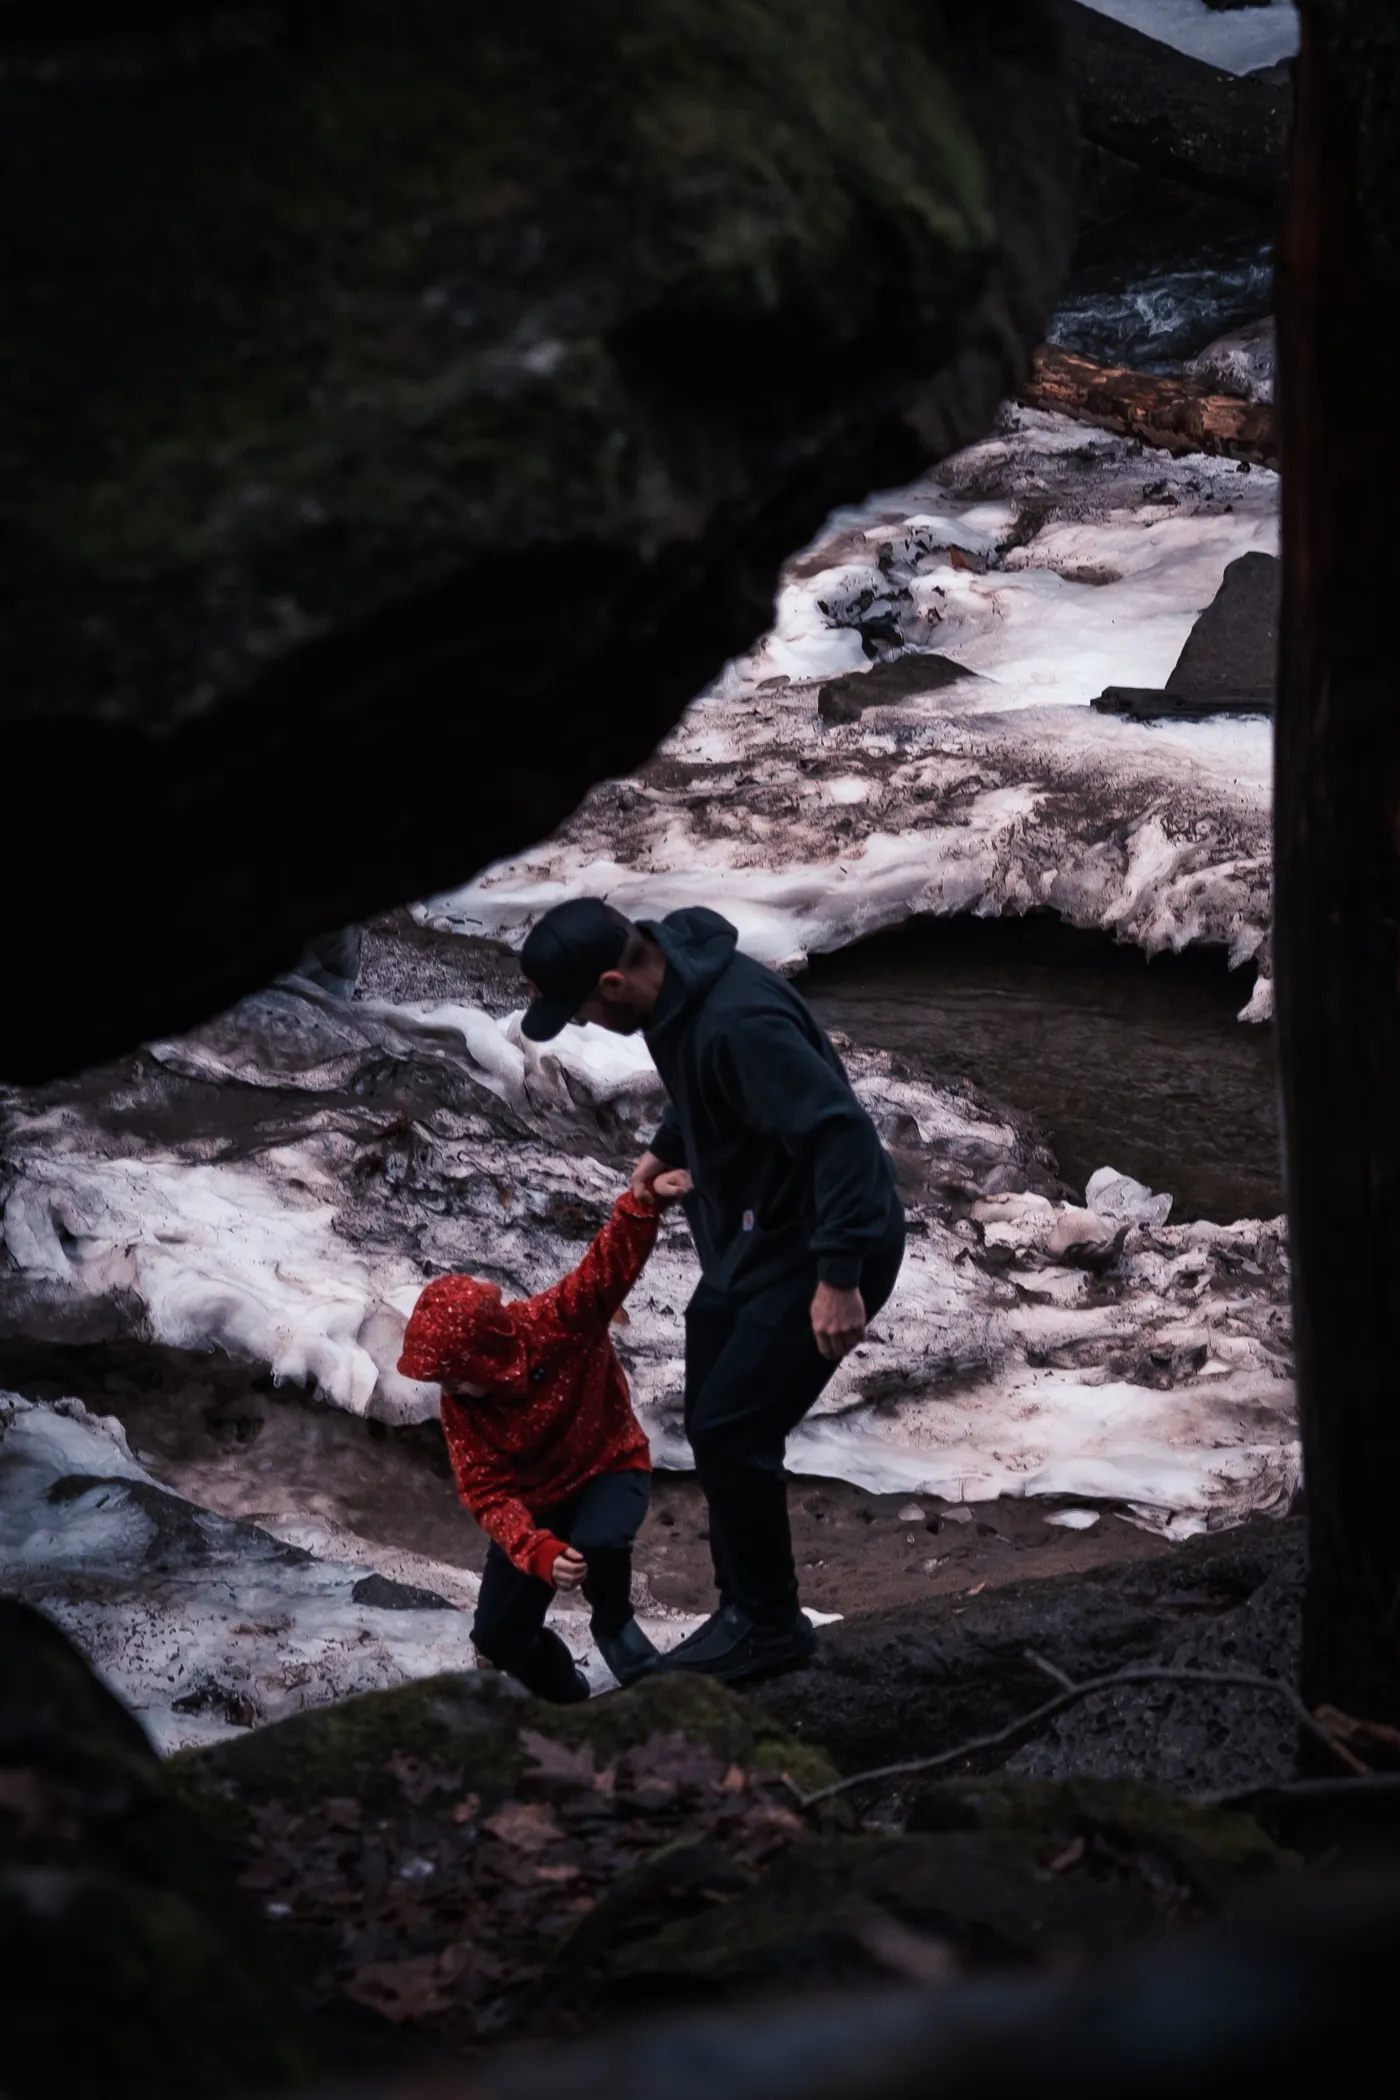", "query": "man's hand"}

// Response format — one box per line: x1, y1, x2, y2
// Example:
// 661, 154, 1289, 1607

551, 1546, 588, 1591
650, 1168, 692, 1206
811, 1282, 867, 1363
629, 1150, 670, 1202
